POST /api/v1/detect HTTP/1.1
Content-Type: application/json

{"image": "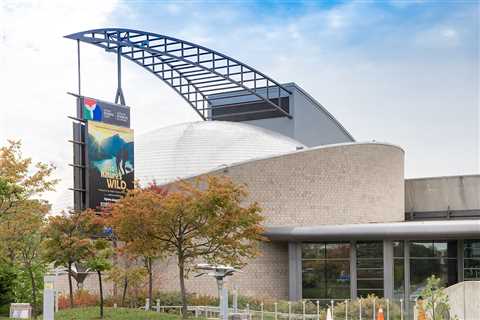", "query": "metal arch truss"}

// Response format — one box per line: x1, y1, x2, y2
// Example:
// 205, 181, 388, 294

65, 28, 292, 120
